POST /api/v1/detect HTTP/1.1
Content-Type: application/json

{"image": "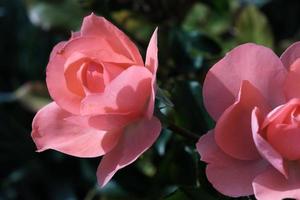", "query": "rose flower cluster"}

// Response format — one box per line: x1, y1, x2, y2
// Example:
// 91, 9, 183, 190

31, 13, 300, 200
